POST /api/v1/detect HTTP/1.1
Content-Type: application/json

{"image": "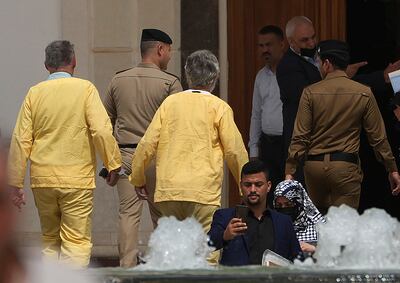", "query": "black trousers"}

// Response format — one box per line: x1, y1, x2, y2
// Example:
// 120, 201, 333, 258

259, 133, 284, 207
